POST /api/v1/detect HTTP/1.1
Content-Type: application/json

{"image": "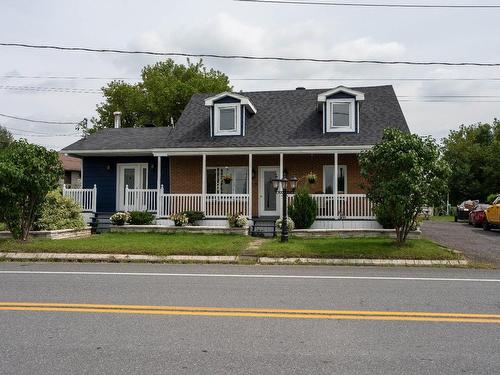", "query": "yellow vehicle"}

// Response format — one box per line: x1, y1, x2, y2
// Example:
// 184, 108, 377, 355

483, 195, 500, 231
